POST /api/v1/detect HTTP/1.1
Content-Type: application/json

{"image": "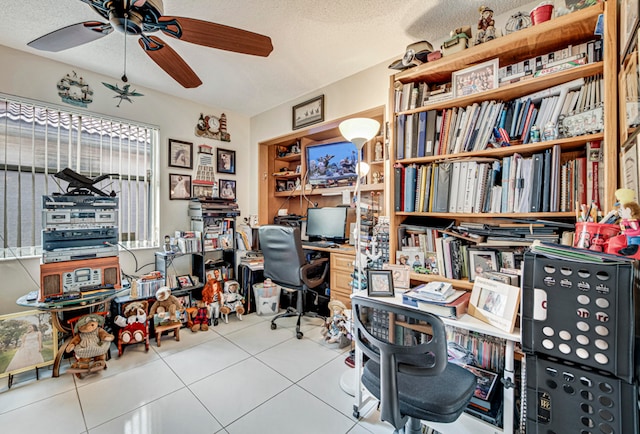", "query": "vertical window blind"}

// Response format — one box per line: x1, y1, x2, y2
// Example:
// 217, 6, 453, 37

0, 95, 159, 258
